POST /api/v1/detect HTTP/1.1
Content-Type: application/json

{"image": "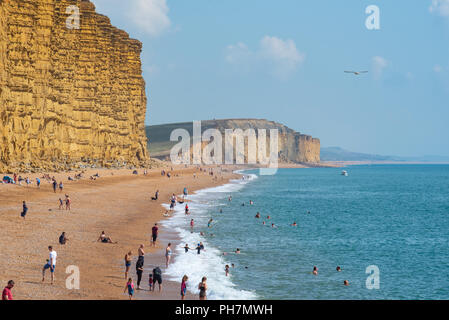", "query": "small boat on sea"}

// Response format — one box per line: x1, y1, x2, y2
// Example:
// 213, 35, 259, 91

341, 170, 348, 176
